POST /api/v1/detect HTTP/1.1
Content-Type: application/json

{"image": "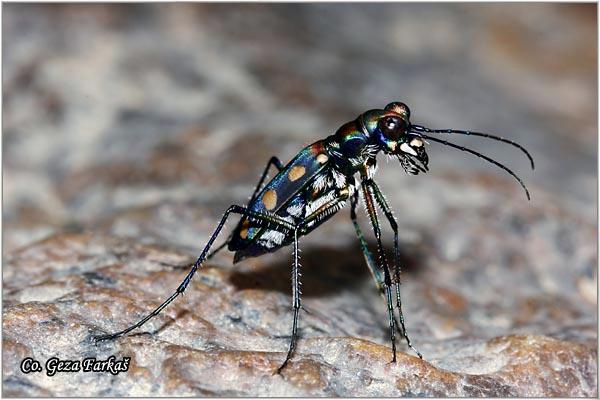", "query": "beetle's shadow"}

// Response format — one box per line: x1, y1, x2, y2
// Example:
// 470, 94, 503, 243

228, 240, 425, 298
